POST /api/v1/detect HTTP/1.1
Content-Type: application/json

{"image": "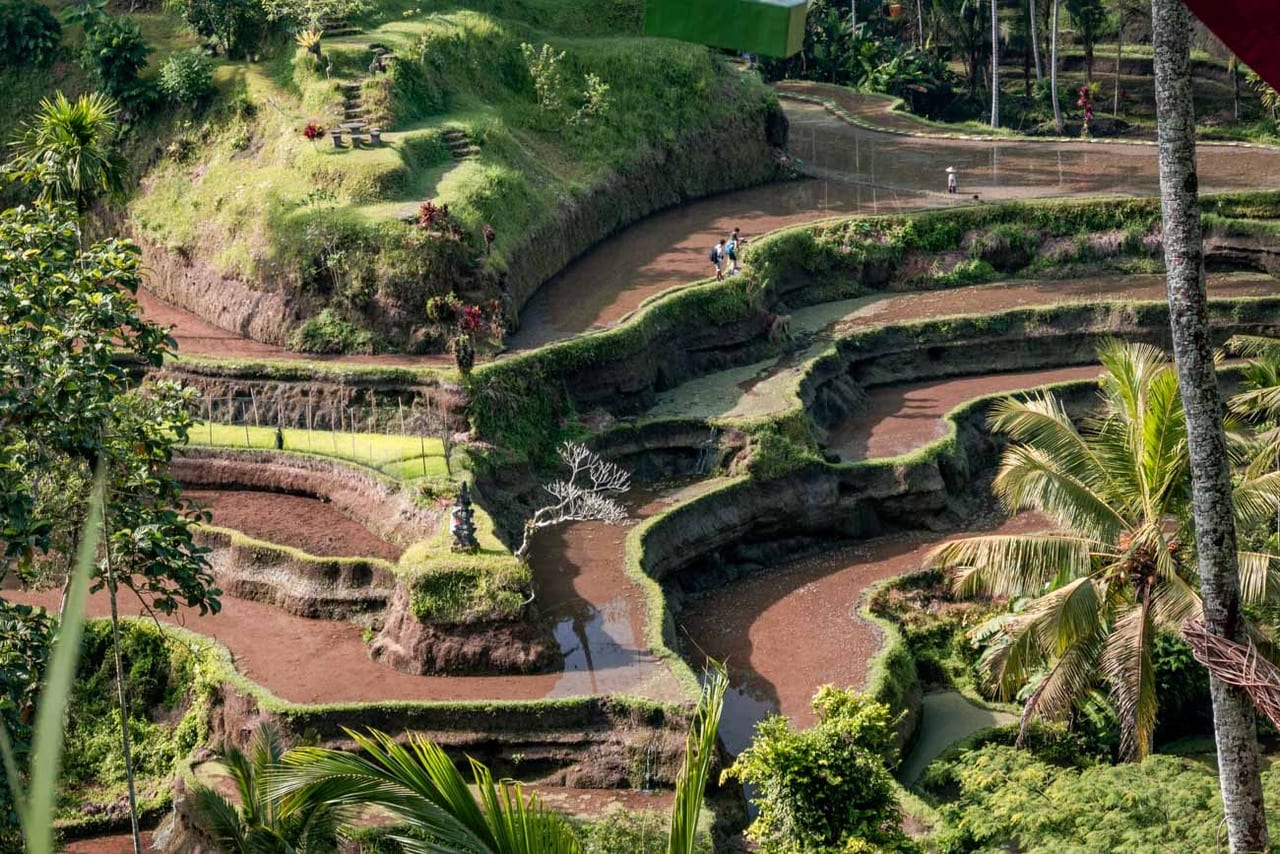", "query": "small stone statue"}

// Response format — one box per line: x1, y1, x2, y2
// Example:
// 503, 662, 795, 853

451, 481, 479, 553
